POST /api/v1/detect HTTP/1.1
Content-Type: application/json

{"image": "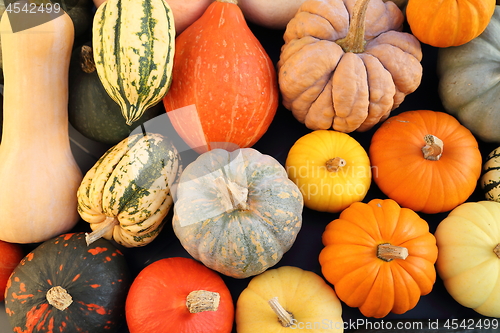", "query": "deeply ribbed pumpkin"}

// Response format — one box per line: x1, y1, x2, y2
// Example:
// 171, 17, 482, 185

92, 0, 175, 125
277, 0, 422, 133
319, 199, 438, 318
173, 148, 303, 279
163, 0, 278, 154
77, 132, 182, 248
